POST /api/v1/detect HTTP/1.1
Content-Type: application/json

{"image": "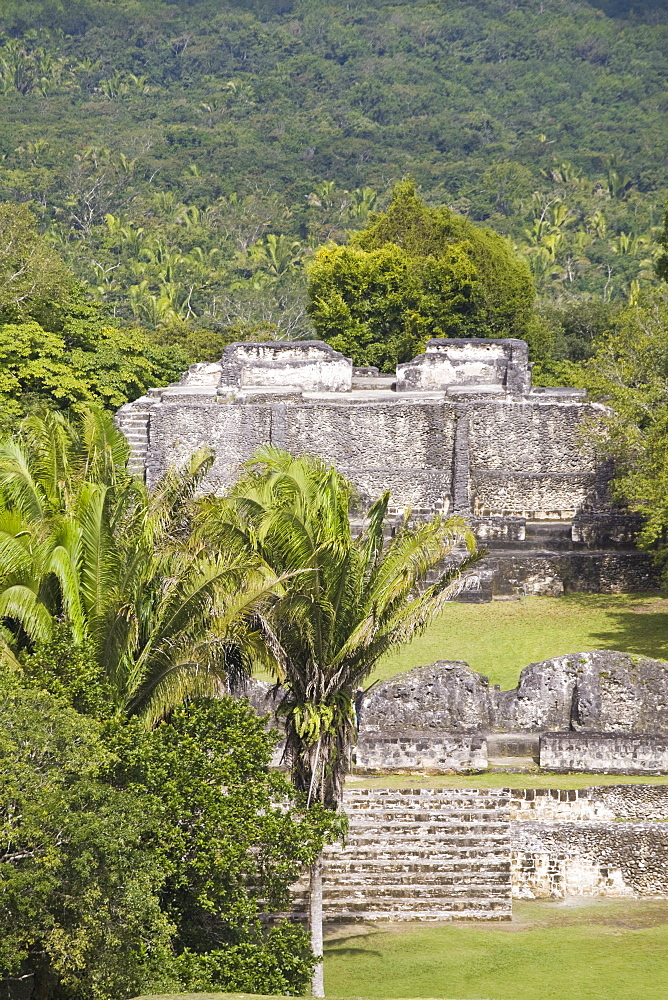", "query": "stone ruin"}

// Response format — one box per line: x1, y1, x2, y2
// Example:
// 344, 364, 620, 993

116, 340, 668, 917
356, 650, 668, 776
251, 654, 668, 918
116, 336, 658, 597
